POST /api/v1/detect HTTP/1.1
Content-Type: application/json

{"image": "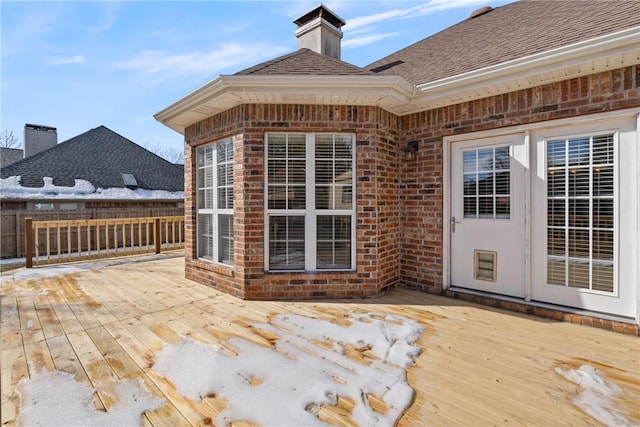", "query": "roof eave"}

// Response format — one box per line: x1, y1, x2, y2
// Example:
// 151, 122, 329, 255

154, 75, 415, 134
411, 25, 640, 112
